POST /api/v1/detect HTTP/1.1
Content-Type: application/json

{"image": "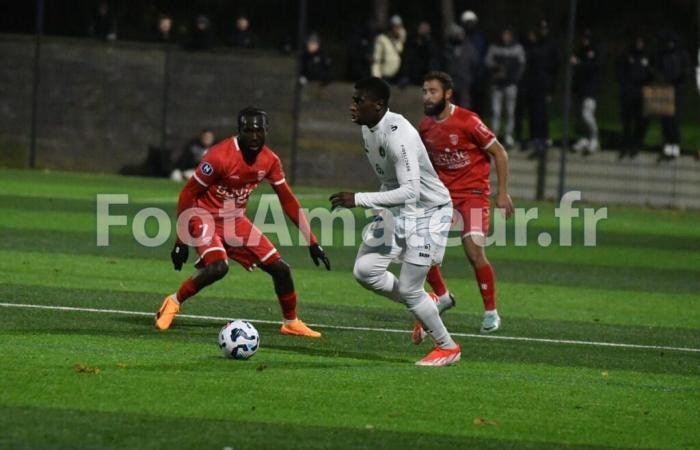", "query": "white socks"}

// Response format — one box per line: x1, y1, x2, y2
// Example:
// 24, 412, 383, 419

436, 292, 455, 314
410, 295, 457, 349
